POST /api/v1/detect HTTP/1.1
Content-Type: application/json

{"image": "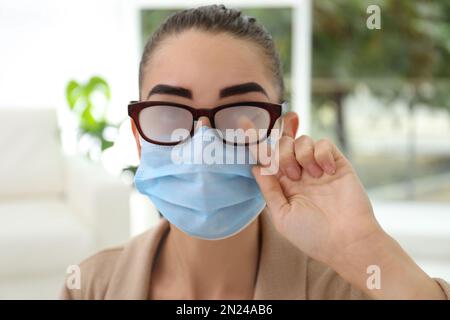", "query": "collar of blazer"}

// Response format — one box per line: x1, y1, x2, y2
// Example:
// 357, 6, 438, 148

103, 207, 308, 299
